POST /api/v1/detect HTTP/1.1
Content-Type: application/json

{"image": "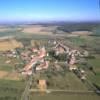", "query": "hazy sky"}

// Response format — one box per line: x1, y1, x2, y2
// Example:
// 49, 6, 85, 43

0, 0, 100, 22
